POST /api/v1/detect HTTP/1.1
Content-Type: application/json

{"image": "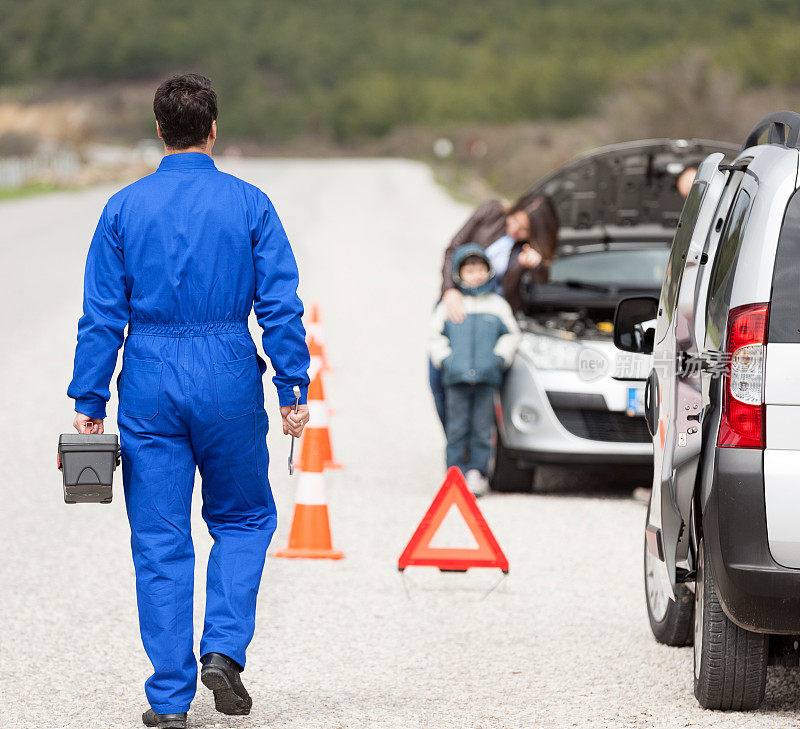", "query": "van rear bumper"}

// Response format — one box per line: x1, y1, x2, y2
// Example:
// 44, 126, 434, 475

704, 447, 800, 634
